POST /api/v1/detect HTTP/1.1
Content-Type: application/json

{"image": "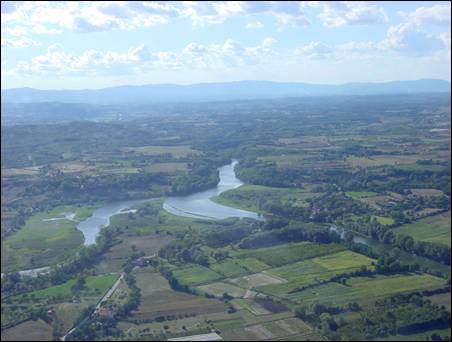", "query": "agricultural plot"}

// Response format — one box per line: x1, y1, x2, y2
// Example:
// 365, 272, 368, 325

232, 242, 345, 268
345, 191, 378, 199
131, 271, 227, 321
288, 273, 446, 306
259, 251, 375, 298
144, 162, 188, 173
233, 258, 271, 273
230, 299, 271, 315
361, 194, 402, 209
118, 316, 212, 340
220, 317, 320, 341
393, 211, 451, 246
1, 166, 41, 177
135, 271, 172, 296
1, 319, 53, 341
96, 234, 173, 274
196, 282, 251, 298
120, 145, 201, 157
52, 302, 91, 333
410, 188, 445, 197
173, 265, 222, 286
209, 260, 250, 277
12, 274, 118, 302
427, 292, 451, 311
227, 271, 287, 289
371, 215, 395, 226
346, 155, 425, 168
